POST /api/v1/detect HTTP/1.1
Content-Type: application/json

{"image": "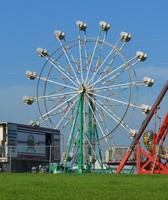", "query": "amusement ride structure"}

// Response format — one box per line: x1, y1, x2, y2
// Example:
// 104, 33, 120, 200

23, 20, 167, 174
116, 80, 168, 174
